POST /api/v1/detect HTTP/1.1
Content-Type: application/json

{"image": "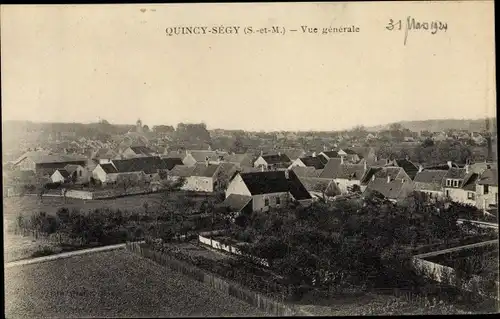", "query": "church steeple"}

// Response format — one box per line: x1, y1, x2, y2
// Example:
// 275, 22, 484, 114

136, 118, 143, 133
